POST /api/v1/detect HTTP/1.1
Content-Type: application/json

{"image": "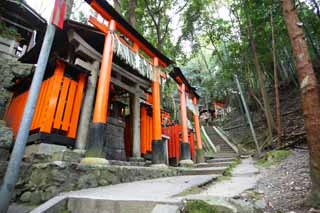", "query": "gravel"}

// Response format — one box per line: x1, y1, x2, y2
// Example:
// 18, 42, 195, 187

255, 148, 312, 212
